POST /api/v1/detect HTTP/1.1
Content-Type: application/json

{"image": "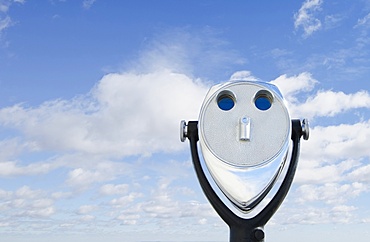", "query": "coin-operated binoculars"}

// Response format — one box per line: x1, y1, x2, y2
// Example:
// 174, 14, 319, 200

180, 80, 309, 242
